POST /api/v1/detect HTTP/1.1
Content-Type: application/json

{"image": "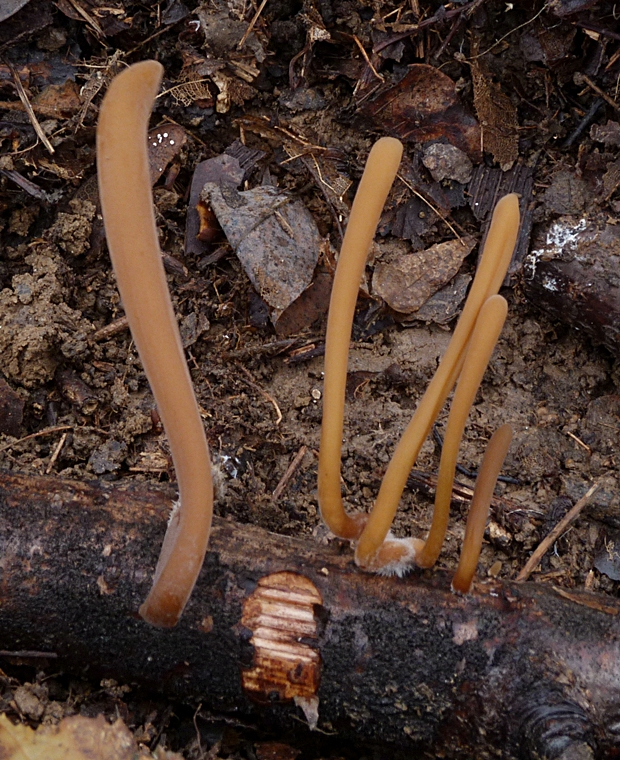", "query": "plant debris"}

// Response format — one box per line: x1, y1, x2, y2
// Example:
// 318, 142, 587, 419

0, 713, 181, 759
372, 236, 476, 315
